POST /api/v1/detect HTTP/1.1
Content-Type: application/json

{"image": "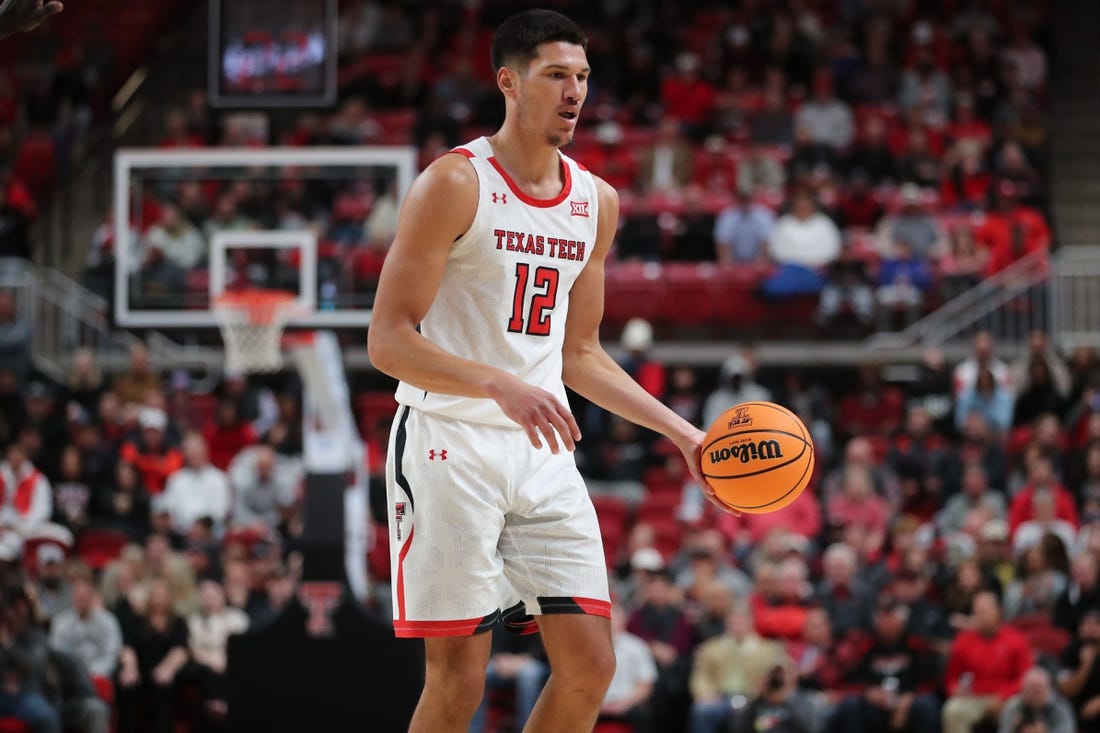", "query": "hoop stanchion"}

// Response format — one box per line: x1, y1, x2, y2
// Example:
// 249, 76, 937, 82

213, 290, 299, 373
